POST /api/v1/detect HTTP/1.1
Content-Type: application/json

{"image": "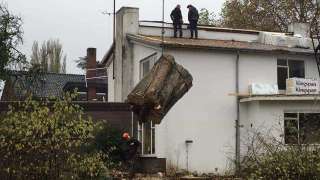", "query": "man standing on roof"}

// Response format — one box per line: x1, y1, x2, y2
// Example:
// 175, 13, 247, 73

187, 4, 199, 39
170, 4, 183, 38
